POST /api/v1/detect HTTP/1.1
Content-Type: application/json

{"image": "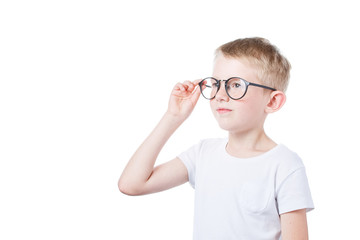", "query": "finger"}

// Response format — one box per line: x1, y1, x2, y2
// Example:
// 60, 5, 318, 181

193, 79, 203, 91
183, 80, 192, 85
174, 82, 186, 92
186, 79, 203, 92
174, 79, 201, 93
193, 79, 203, 85
190, 82, 202, 103
184, 80, 195, 92
196, 78, 207, 91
